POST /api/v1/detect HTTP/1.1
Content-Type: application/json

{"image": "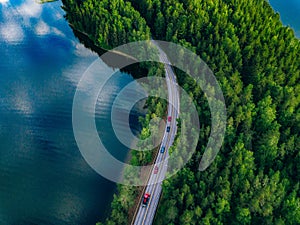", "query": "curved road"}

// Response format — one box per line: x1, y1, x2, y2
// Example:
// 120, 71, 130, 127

132, 41, 180, 225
